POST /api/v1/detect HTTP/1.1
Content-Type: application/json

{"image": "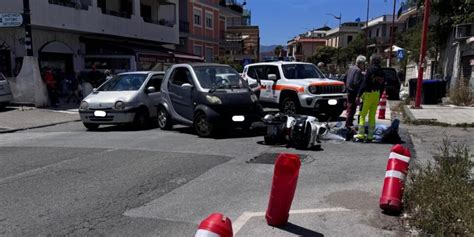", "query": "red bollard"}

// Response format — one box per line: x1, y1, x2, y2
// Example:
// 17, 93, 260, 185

195, 213, 233, 237
379, 144, 411, 213
266, 153, 301, 227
